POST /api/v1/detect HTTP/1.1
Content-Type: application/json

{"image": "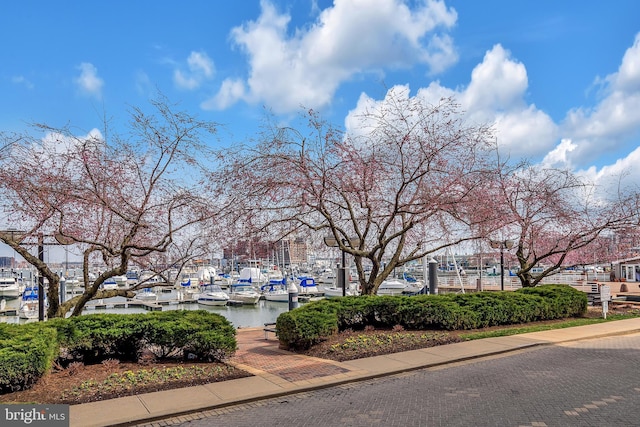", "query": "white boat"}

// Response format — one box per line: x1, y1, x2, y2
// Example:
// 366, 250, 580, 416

376, 279, 407, 296
63, 277, 84, 293
295, 276, 320, 296
18, 286, 48, 319
265, 269, 284, 282
133, 287, 158, 301
126, 271, 139, 286
228, 283, 261, 305
261, 279, 289, 302
138, 270, 163, 285
196, 284, 229, 306
323, 282, 360, 298
316, 268, 336, 285
238, 267, 267, 286
197, 266, 218, 284
401, 274, 425, 294
177, 275, 201, 299
102, 278, 118, 291
108, 275, 128, 288
0, 275, 20, 299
